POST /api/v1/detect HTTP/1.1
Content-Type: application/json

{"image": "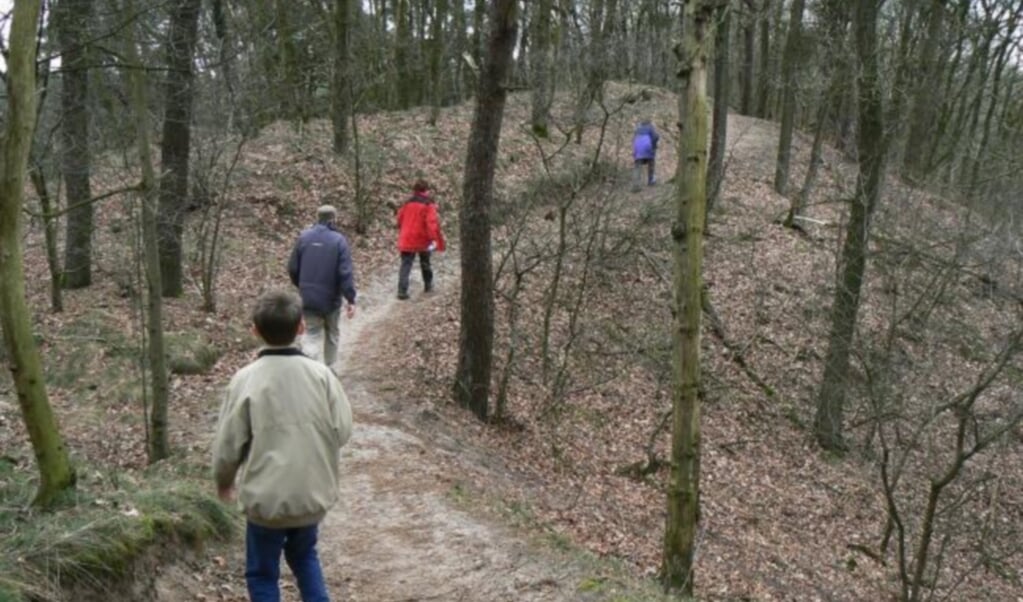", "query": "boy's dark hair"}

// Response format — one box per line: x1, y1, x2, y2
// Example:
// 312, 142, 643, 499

252, 290, 303, 345
412, 179, 430, 193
